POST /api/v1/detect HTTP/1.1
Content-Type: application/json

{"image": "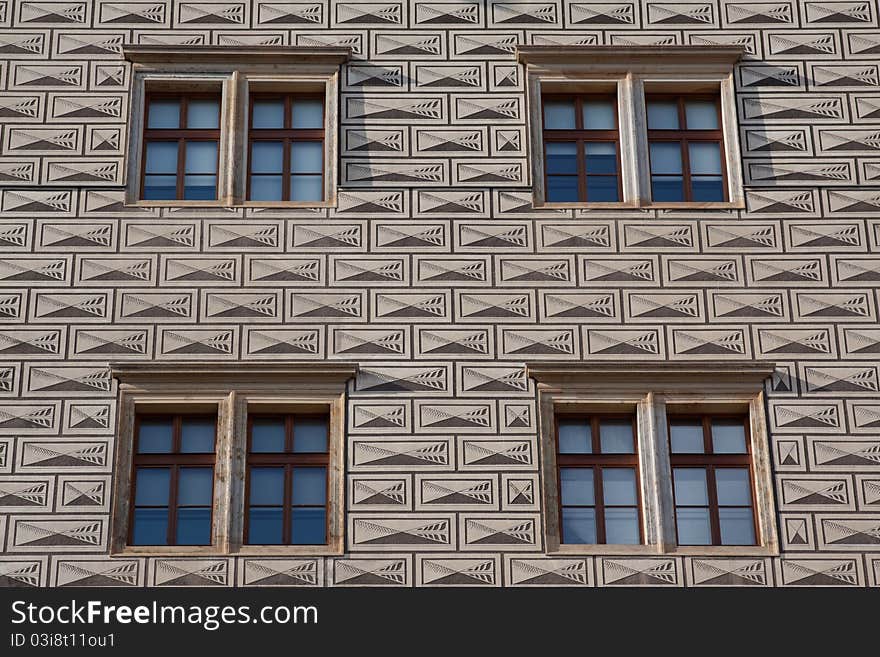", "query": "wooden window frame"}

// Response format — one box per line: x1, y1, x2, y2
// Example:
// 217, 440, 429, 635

555, 413, 643, 545
141, 92, 222, 202
668, 413, 758, 547
246, 93, 325, 203
541, 94, 623, 203
129, 413, 217, 546
645, 93, 728, 203
244, 413, 330, 546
